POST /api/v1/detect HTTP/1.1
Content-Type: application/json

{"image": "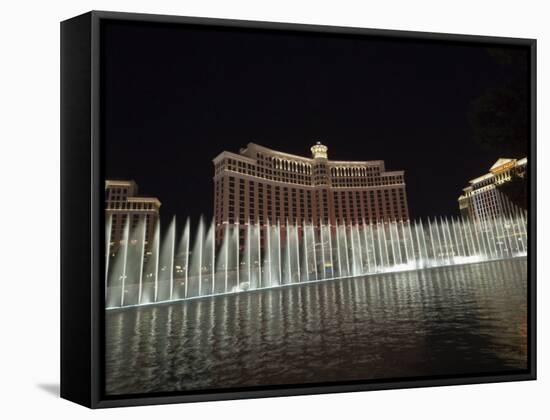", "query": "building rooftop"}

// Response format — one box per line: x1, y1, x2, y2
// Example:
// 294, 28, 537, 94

461, 157, 528, 192
214, 142, 387, 168
105, 179, 162, 207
